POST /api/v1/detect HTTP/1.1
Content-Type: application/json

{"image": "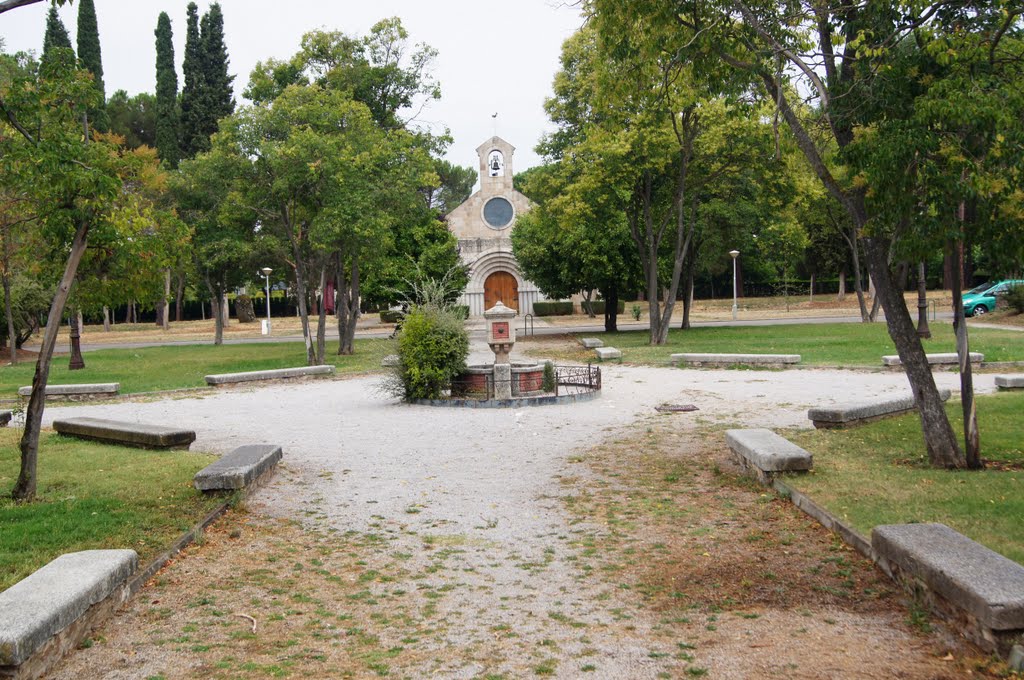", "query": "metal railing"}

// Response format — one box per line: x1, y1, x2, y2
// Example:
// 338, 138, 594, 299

448, 364, 601, 400
522, 313, 534, 336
